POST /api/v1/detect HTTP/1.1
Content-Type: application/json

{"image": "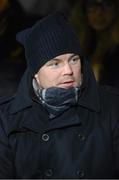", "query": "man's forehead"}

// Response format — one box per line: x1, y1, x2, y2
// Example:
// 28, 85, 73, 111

52, 53, 79, 60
